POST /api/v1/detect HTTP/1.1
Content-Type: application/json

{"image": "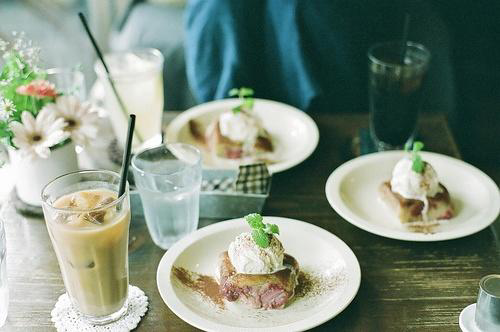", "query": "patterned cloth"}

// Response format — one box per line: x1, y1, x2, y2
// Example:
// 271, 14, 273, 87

201, 177, 234, 192
234, 163, 271, 194
201, 163, 271, 194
